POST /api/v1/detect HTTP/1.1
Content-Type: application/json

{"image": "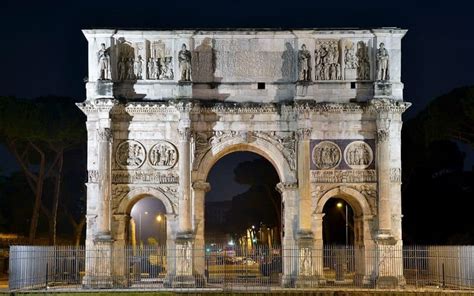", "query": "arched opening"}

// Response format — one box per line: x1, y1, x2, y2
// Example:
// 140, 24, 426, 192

205, 151, 281, 248
129, 196, 168, 247
315, 187, 370, 284
322, 198, 355, 246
